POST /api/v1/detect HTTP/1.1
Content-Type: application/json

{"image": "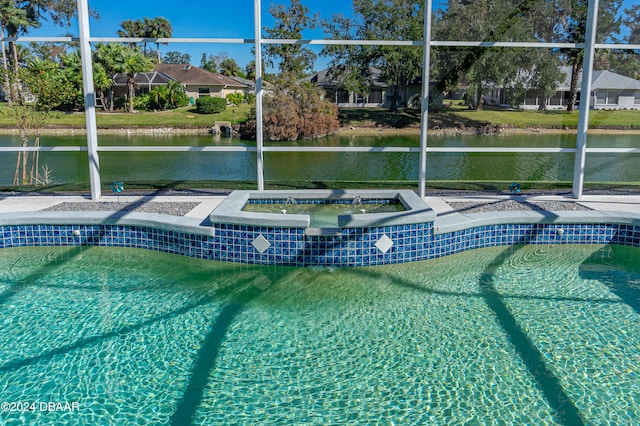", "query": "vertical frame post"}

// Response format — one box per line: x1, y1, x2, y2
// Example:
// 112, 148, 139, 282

419, 0, 434, 197
77, 0, 101, 199
573, 0, 599, 199
254, 0, 265, 190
